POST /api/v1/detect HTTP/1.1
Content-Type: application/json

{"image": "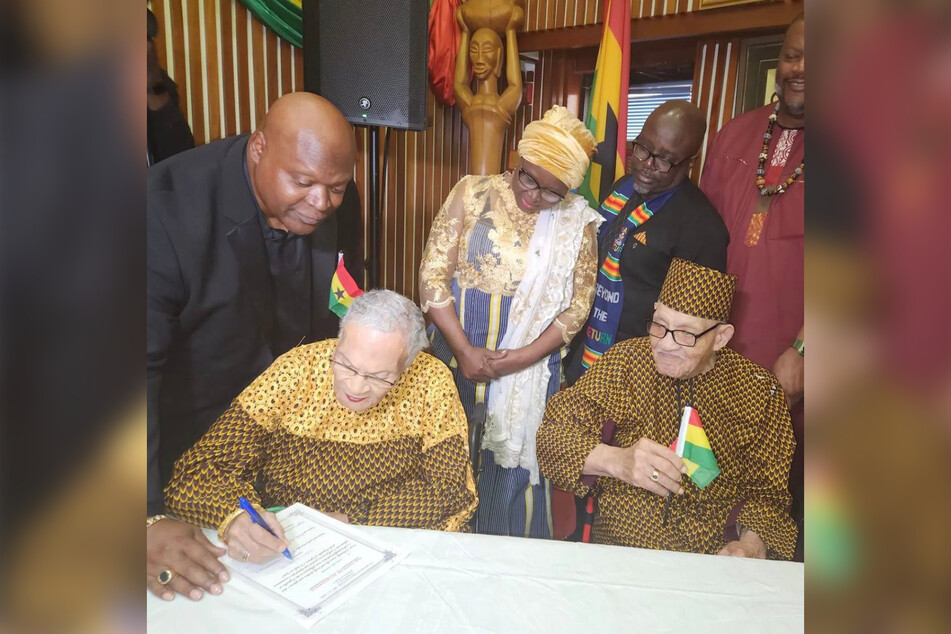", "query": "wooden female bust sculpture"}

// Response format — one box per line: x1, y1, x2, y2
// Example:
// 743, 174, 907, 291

454, 0, 524, 175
